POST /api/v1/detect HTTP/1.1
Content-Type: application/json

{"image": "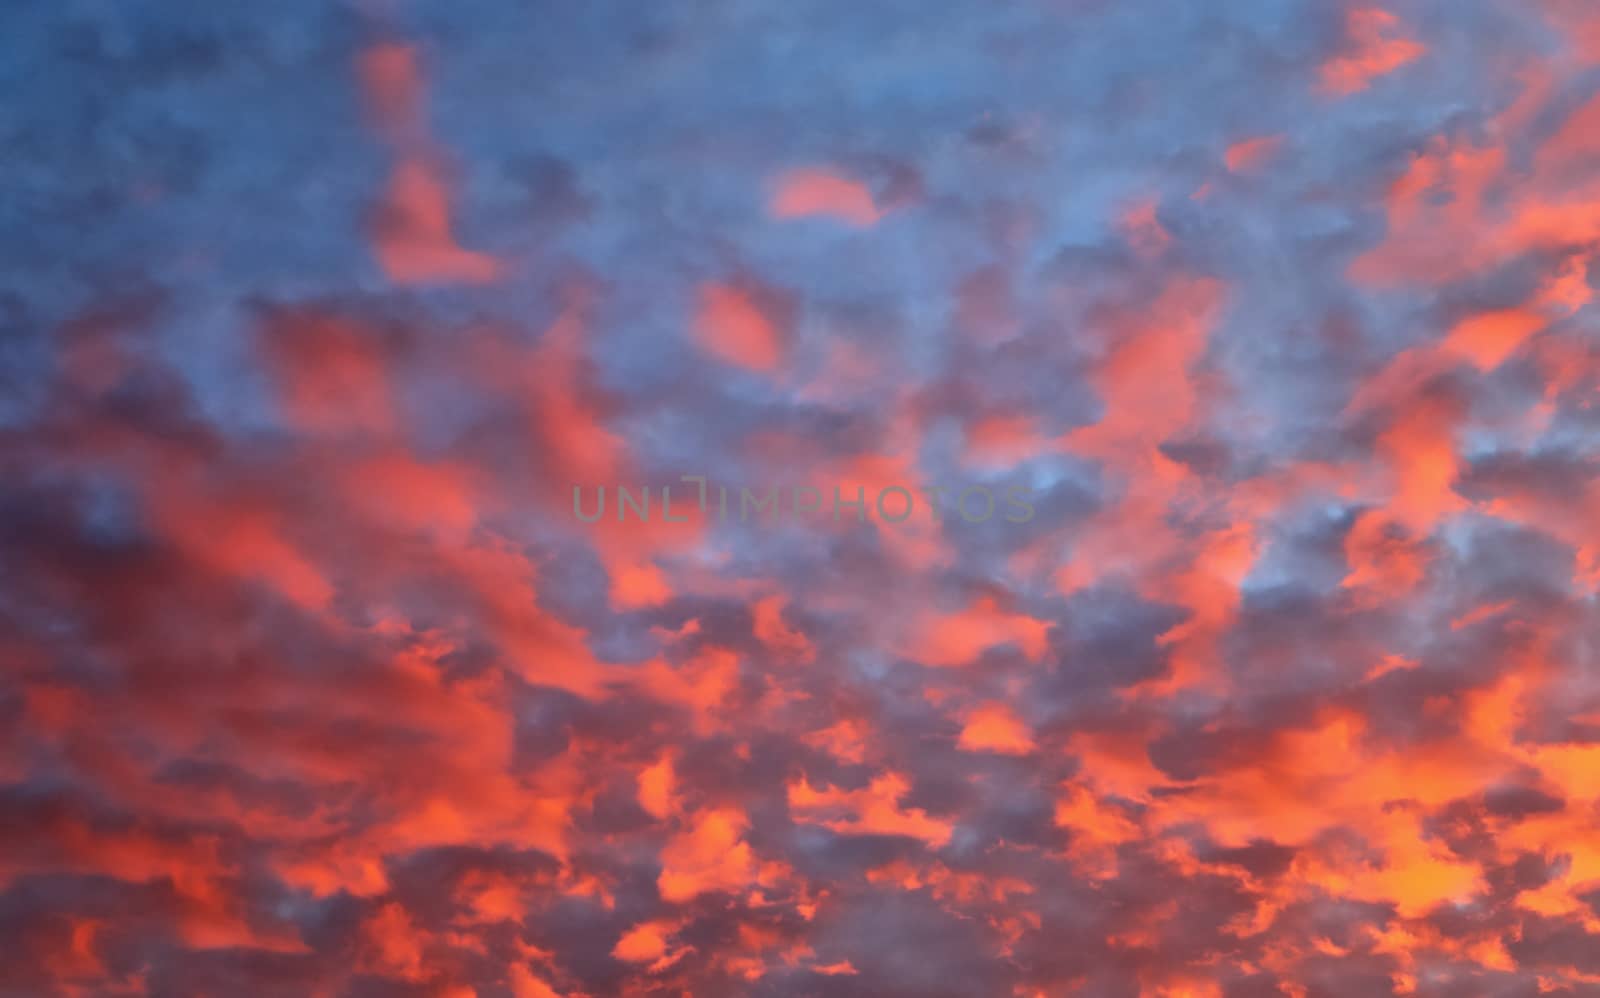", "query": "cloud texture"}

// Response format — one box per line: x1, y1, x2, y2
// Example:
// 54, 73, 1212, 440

4, 0, 1600, 994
